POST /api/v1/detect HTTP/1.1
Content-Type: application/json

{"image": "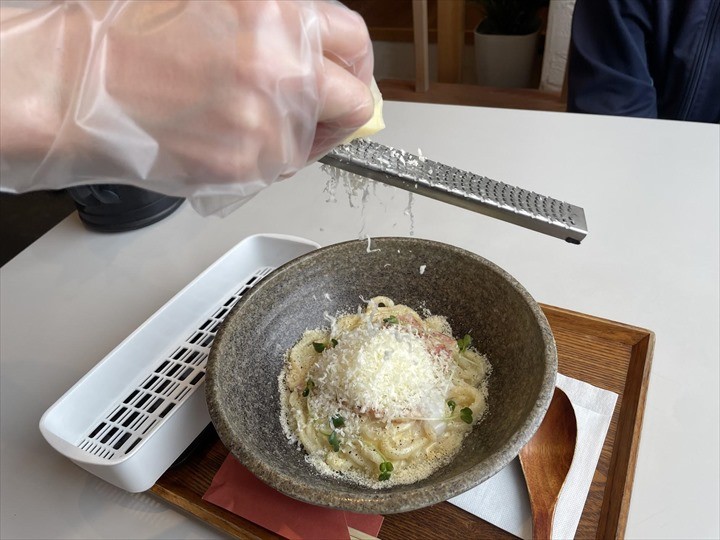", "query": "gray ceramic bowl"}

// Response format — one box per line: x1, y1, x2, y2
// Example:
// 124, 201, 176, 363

206, 237, 557, 514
